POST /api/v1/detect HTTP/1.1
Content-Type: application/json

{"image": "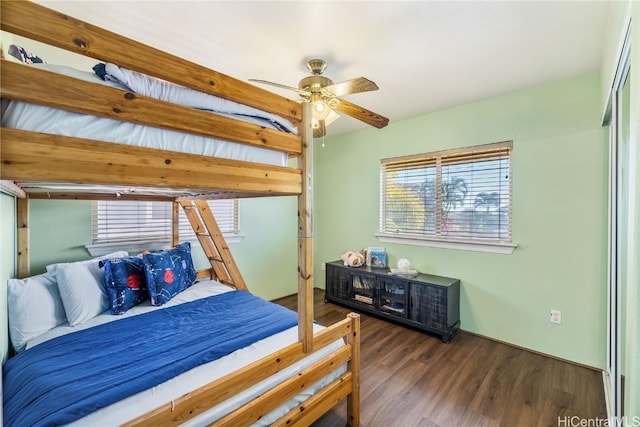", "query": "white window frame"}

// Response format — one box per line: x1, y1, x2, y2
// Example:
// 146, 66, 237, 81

87, 199, 243, 256
376, 141, 517, 254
